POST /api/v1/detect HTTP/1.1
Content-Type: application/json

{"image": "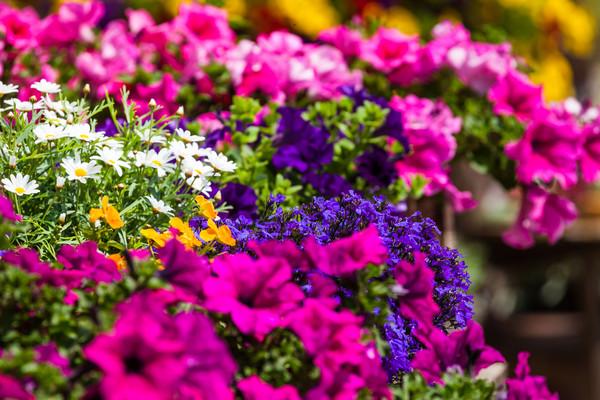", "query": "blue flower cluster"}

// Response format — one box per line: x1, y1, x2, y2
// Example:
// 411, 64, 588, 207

222, 191, 474, 376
